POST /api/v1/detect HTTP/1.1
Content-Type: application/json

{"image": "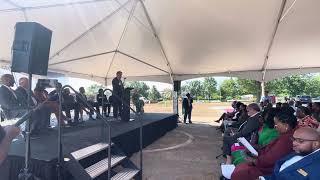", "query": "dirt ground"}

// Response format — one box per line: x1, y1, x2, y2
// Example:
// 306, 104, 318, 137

131, 102, 229, 180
